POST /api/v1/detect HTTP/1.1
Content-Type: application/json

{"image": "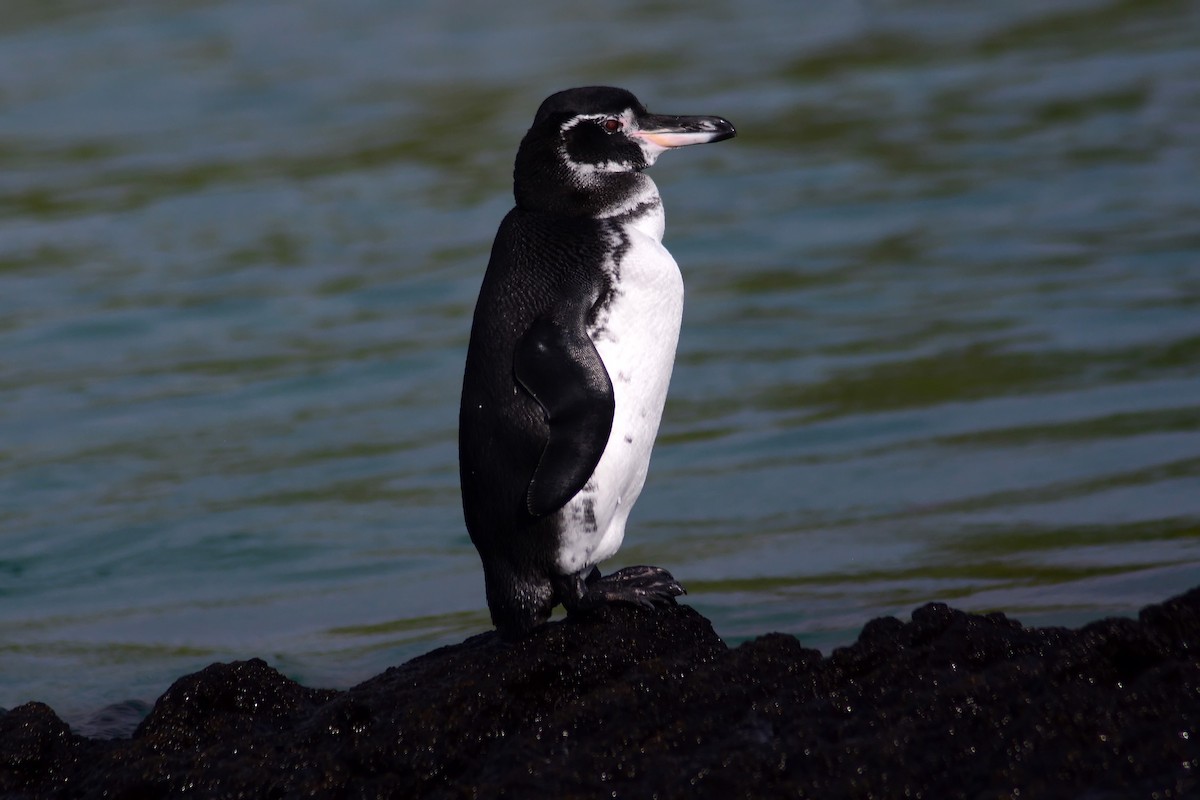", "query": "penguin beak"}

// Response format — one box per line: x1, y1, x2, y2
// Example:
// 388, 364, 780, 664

632, 114, 737, 149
